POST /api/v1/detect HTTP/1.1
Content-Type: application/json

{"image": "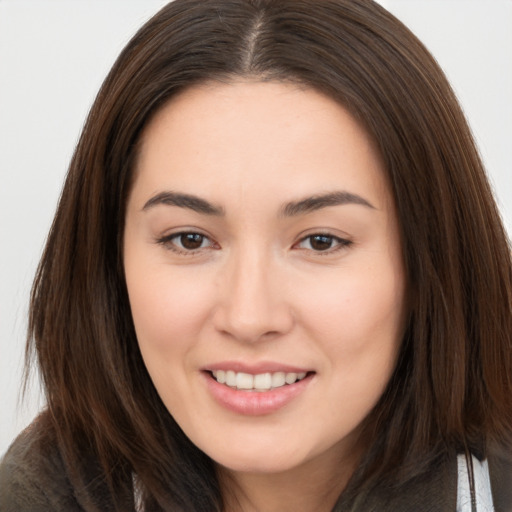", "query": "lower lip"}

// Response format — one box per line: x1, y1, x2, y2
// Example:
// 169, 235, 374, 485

203, 372, 313, 416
